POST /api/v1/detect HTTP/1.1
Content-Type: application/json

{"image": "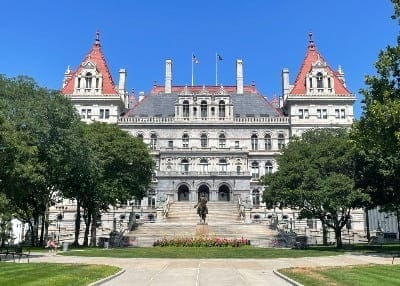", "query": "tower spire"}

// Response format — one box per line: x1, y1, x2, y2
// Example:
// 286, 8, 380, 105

308, 31, 315, 50
95, 30, 100, 46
